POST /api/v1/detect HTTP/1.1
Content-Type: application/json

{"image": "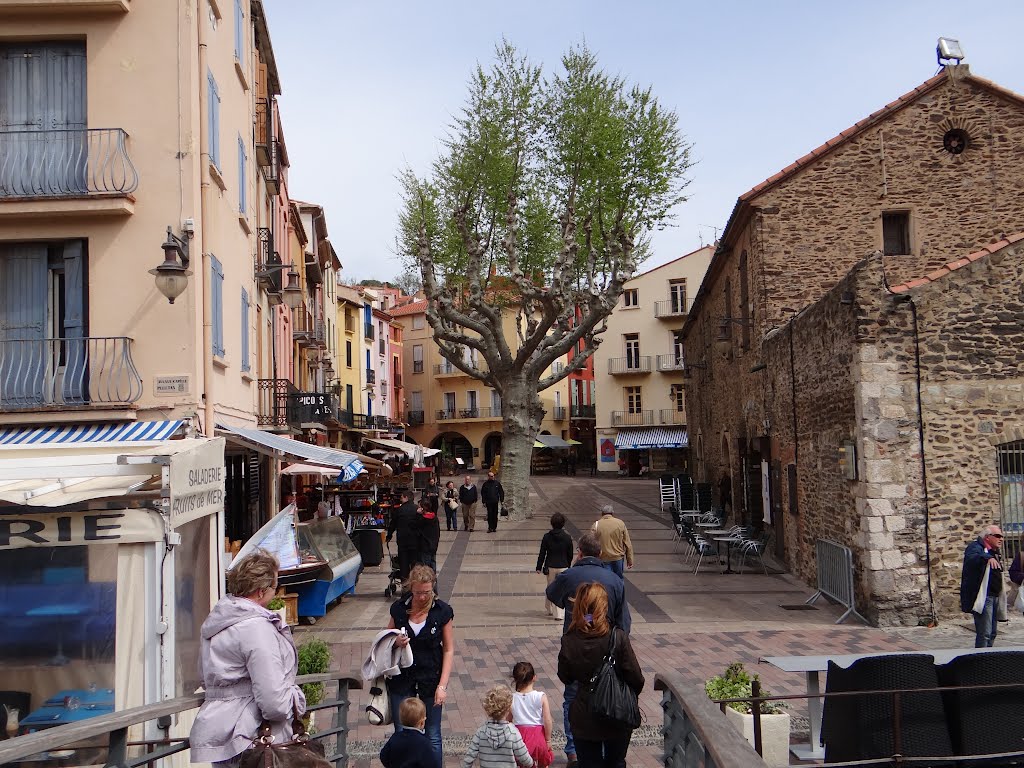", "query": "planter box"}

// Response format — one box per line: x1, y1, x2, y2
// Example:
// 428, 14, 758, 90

283, 593, 299, 626
724, 706, 790, 768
